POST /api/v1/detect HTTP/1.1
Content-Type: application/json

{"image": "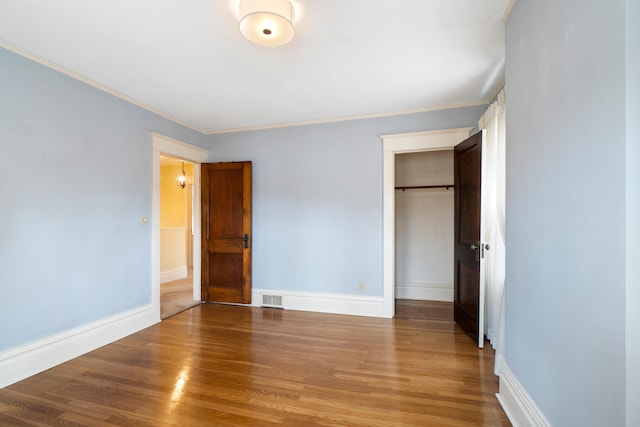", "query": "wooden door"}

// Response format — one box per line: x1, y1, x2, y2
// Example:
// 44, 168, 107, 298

201, 162, 252, 304
454, 131, 486, 347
